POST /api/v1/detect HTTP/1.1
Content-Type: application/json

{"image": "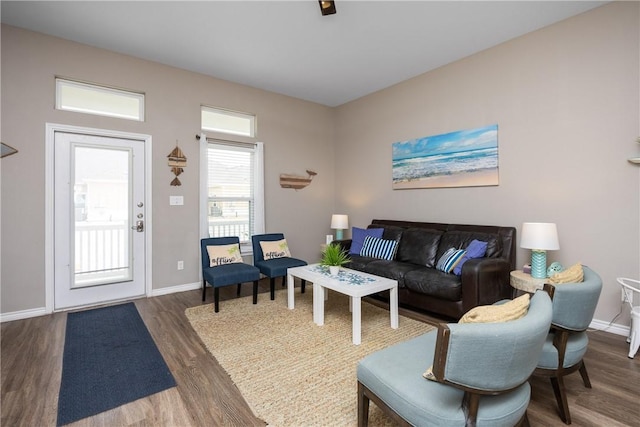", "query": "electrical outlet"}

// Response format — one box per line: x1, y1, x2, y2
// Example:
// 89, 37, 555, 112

177, 260, 184, 270
622, 288, 633, 304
